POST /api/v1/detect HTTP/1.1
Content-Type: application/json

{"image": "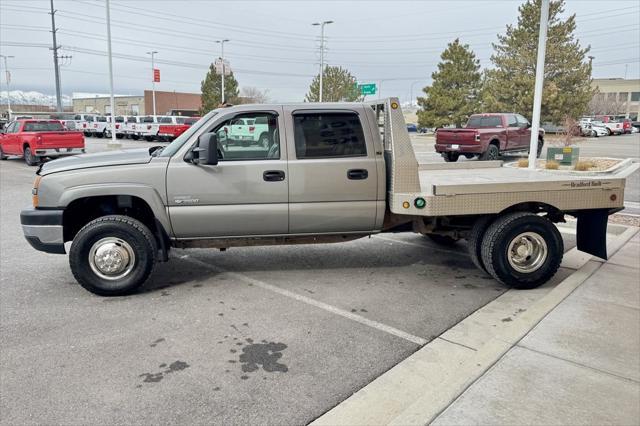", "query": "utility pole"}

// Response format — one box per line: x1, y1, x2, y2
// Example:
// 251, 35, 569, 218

105, 0, 119, 149
146, 51, 158, 115
409, 80, 425, 107
215, 39, 229, 104
312, 20, 333, 102
49, 0, 63, 112
527, 0, 549, 170
0, 55, 14, 121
